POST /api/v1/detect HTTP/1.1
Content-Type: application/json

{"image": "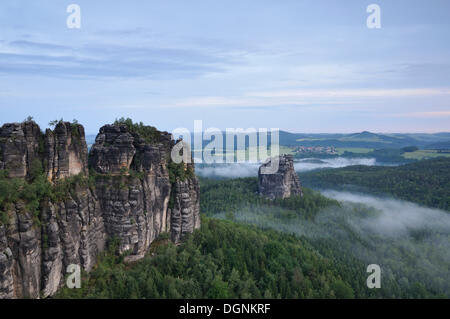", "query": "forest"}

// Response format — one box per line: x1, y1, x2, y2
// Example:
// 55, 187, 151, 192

56, 217, 364, 299
56, 175, 449, 299
200, 177, 449, 298
200, 177, 337, 220
299, 157, 450, 211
